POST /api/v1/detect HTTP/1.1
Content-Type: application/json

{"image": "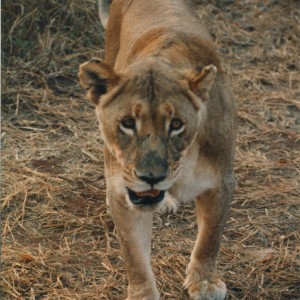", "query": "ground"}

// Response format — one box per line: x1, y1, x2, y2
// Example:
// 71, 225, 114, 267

1, 0, 299, 299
